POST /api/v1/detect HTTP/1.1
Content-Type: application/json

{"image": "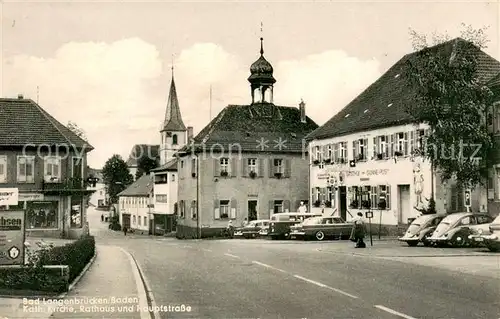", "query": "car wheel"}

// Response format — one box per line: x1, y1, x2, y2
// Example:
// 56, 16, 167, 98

485, 243, 500, 252
407, 241, 418, 247
315, 231, 325, 241
421, 233, 432, 247
451, 233, 469, 248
